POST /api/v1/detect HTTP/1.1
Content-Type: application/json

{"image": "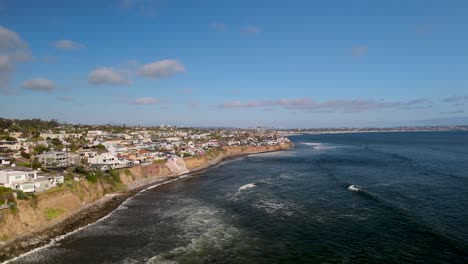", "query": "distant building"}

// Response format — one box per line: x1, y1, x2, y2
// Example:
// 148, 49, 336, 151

88, 153, 132, 170
37, 151, 80, 167
0, 157, 11, 167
